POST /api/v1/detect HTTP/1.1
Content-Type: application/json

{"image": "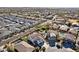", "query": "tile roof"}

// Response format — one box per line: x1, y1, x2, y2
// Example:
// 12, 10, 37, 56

15, 41, 34, 52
